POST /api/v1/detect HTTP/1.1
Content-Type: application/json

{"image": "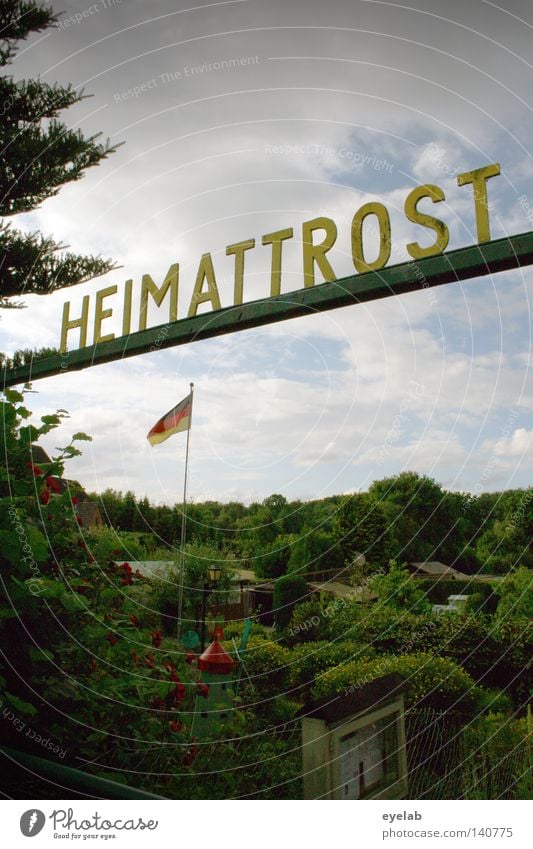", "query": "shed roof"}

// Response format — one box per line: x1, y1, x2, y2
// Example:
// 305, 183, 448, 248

410, 561, 460, 576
